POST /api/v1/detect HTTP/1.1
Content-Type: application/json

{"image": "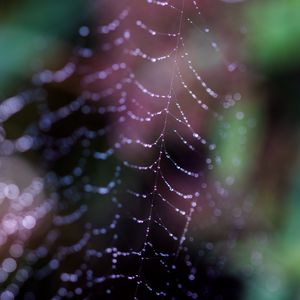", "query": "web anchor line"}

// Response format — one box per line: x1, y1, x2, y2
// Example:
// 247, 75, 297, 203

133, 1, 196, 299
